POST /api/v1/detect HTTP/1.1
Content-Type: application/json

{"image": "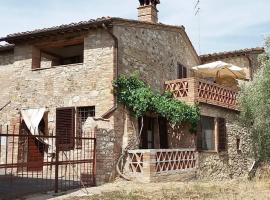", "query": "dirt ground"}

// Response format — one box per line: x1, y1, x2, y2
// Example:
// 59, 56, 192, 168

24, 178, 270, 200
